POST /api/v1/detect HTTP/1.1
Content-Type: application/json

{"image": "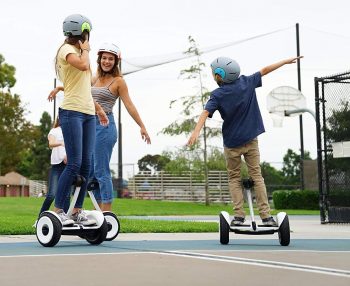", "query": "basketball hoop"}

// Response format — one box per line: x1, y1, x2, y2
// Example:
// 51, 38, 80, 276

267, 86, 306, 127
